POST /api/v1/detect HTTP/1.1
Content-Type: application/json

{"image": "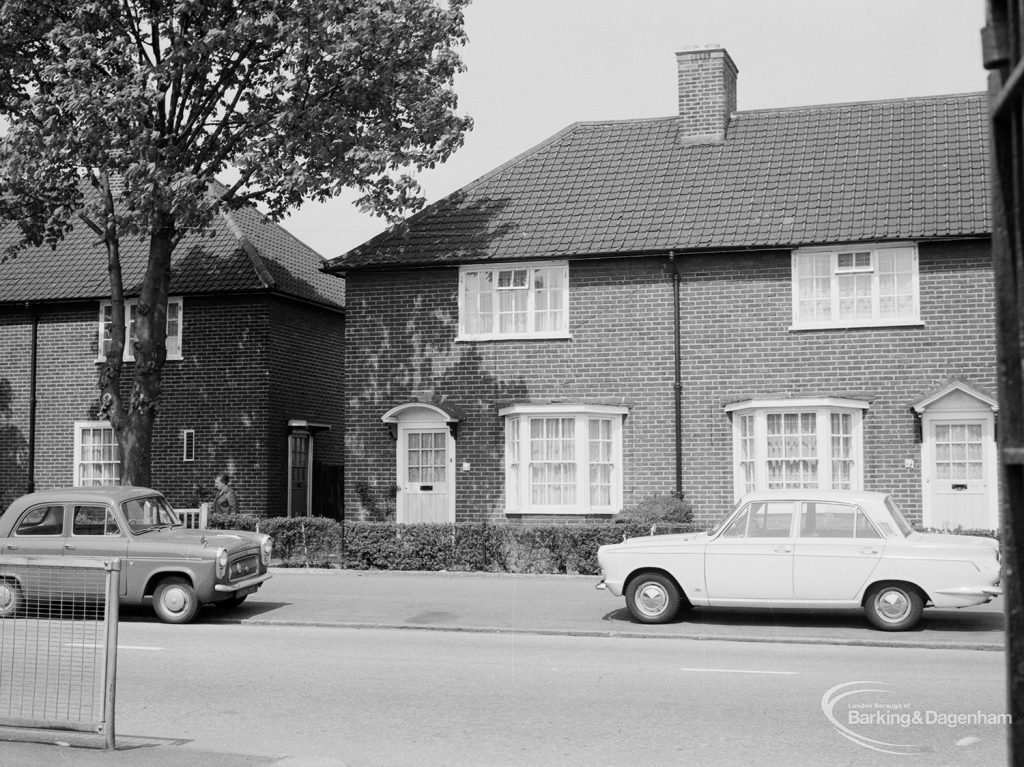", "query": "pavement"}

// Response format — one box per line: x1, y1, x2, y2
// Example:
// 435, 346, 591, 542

0, 567, 1008, 766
